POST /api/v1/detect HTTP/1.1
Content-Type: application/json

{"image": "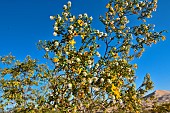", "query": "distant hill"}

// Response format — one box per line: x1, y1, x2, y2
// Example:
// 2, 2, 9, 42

145, 90, 170, 103
102, 90, 170, 112
143, 90, 170, 111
